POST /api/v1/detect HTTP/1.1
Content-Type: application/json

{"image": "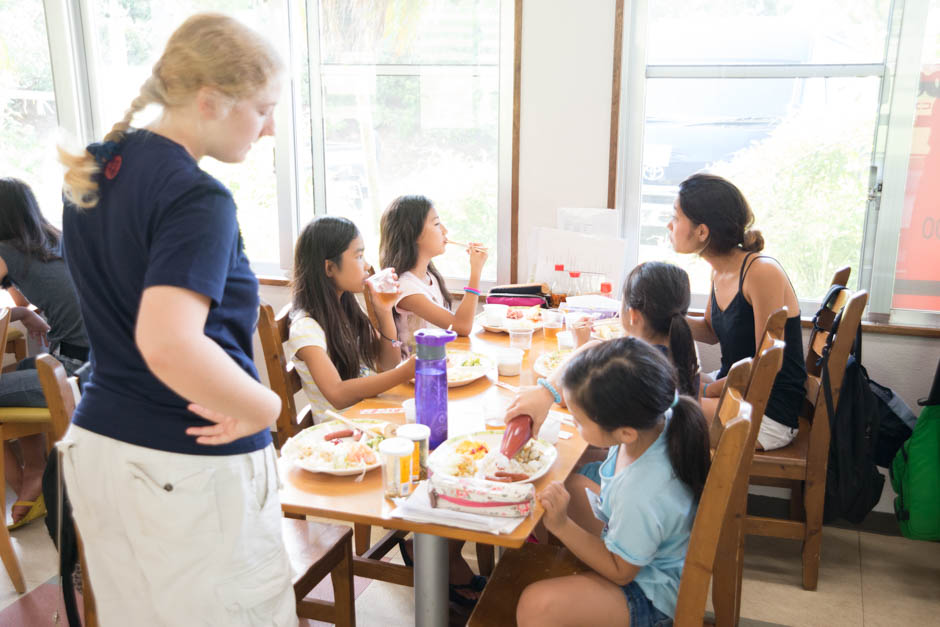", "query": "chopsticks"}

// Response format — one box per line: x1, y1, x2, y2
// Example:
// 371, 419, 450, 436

324, 409, 386, 439
493, 380, 519, 393
447, 240, 488, 252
